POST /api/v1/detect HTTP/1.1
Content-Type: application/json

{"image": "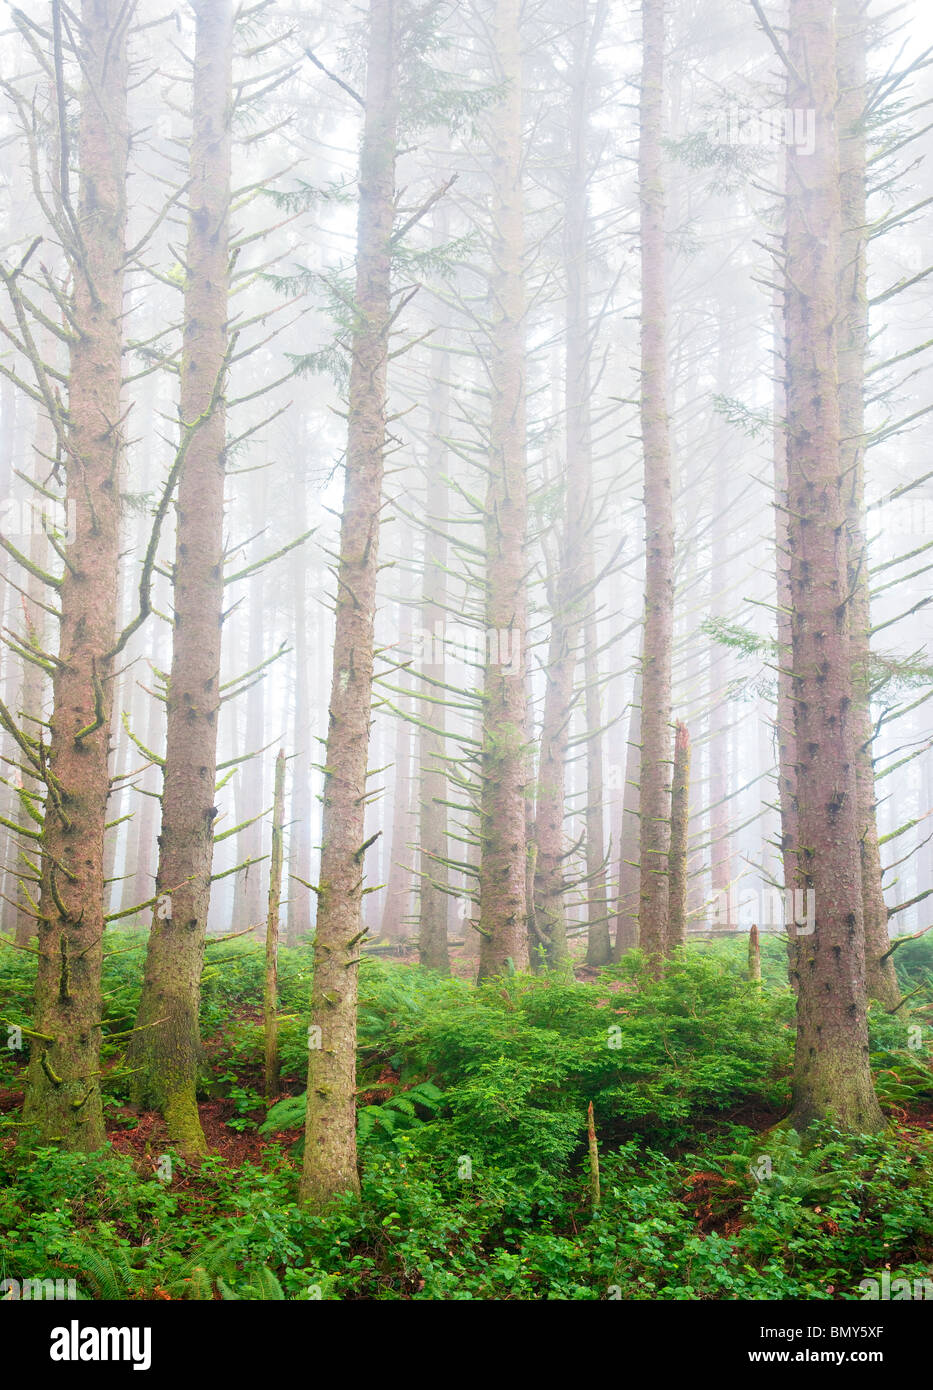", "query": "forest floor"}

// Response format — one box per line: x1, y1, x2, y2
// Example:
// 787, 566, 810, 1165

2, 932, 932, 1300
